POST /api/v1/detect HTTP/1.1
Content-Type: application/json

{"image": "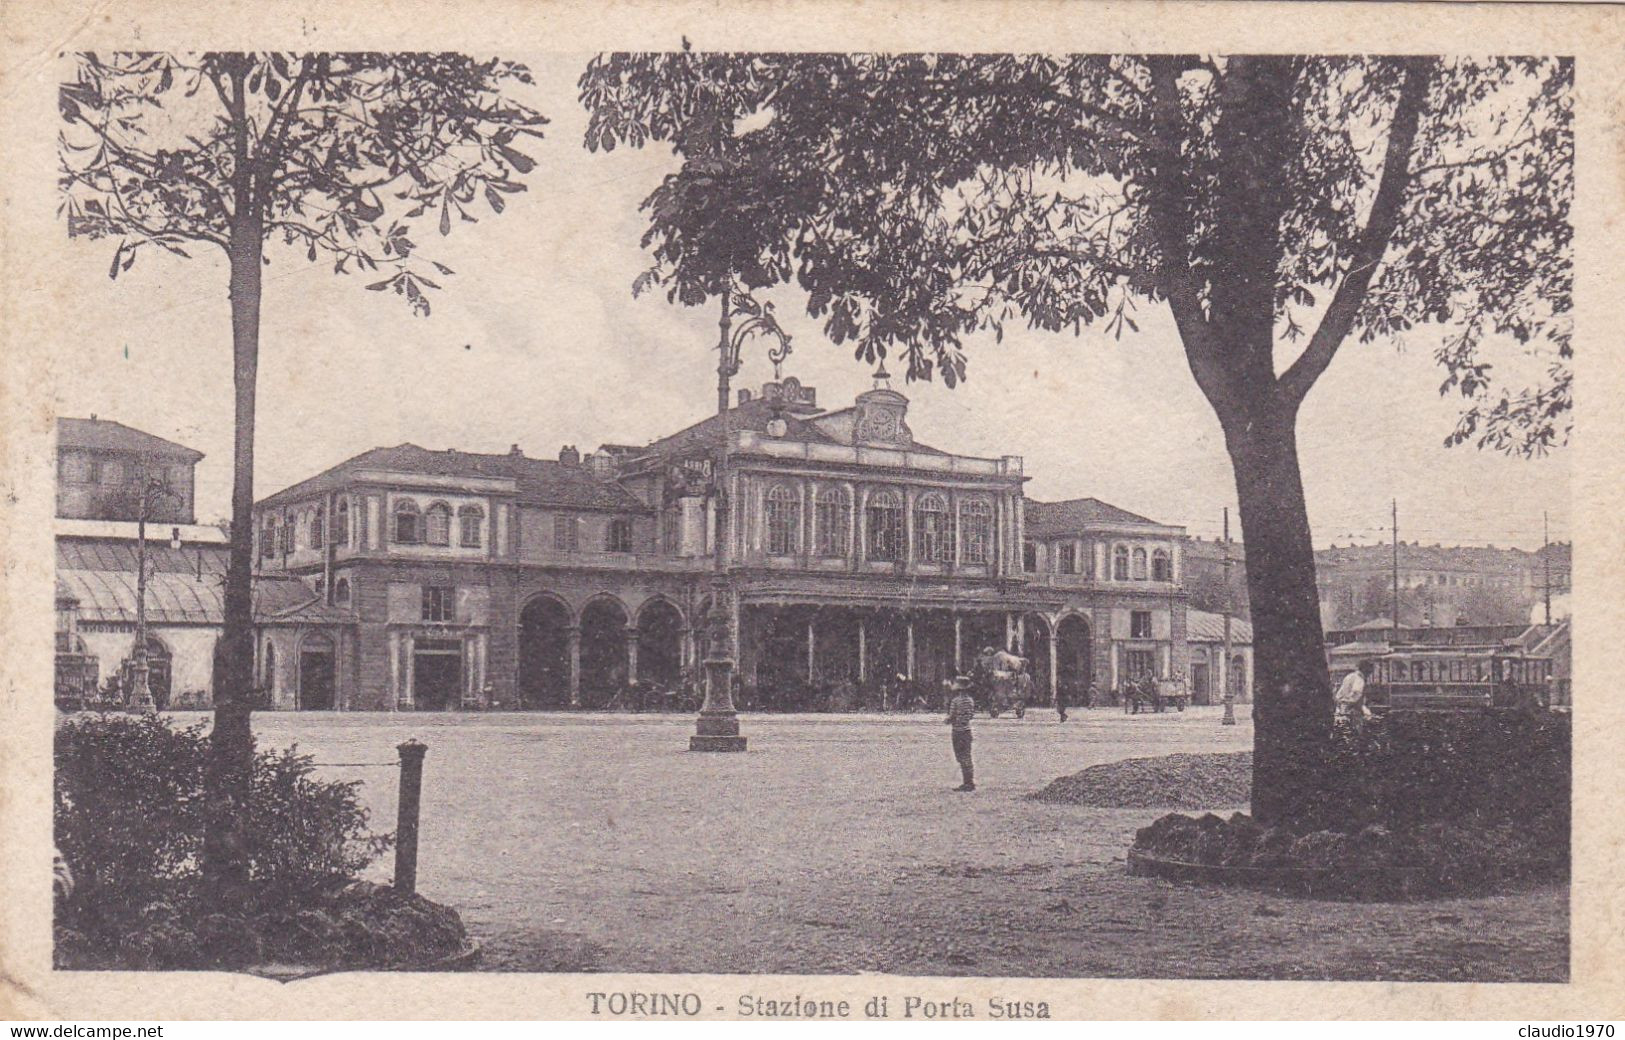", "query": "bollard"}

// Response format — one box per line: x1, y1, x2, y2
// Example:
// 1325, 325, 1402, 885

394, 739, 428, 894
